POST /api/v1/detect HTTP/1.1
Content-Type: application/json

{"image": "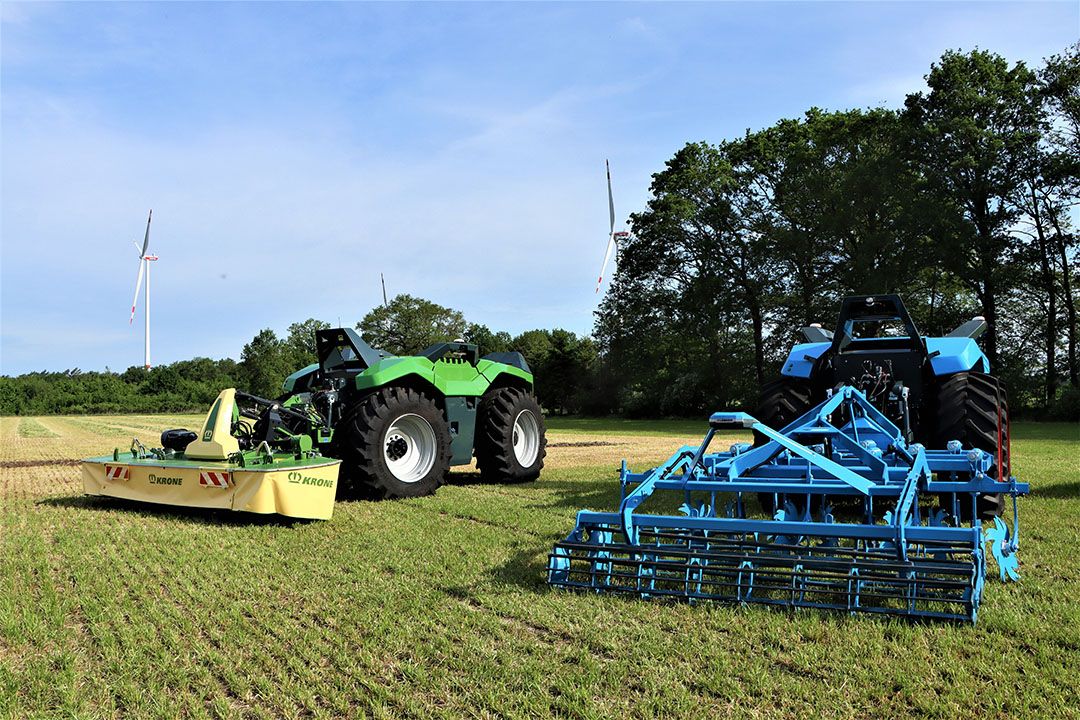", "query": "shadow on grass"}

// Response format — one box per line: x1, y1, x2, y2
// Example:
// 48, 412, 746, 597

443, 471, 503, 488
443, 471, 585, 492
489, 545, 552, 591
527, 479, 625, 513
437, 545, 553, 597
1032, 482, 1080, 499
37, 494, 313, 528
